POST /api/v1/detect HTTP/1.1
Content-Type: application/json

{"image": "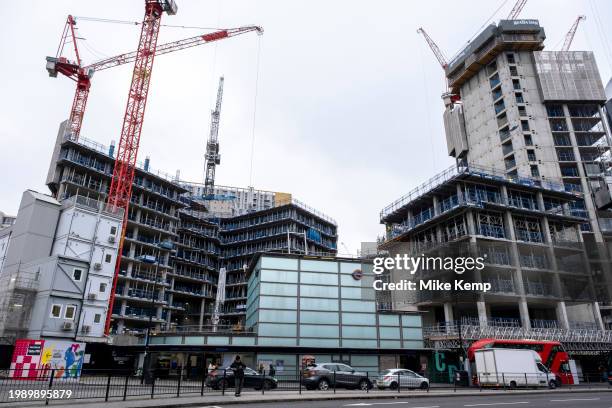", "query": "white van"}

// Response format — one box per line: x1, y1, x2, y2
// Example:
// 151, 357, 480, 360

475, 348, 556, 389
